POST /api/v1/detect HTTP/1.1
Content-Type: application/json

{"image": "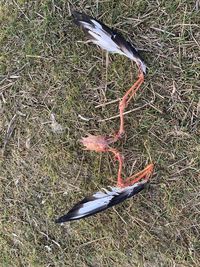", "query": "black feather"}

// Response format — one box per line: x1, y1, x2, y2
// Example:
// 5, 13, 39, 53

55, 181, 147, 223
71, 10, 146, 73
